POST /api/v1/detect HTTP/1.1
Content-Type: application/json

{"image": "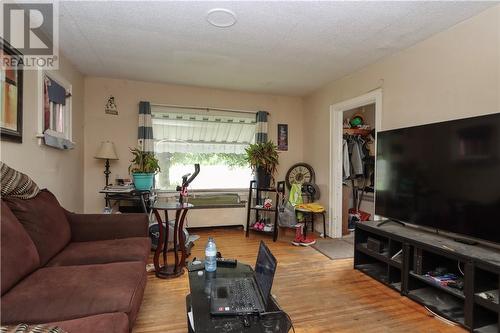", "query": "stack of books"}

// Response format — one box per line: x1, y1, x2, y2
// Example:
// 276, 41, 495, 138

101, 184, 134, 193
